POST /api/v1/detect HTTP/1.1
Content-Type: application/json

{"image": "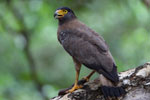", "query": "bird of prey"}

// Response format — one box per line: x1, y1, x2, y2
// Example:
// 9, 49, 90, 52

54, 7, 125, 99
